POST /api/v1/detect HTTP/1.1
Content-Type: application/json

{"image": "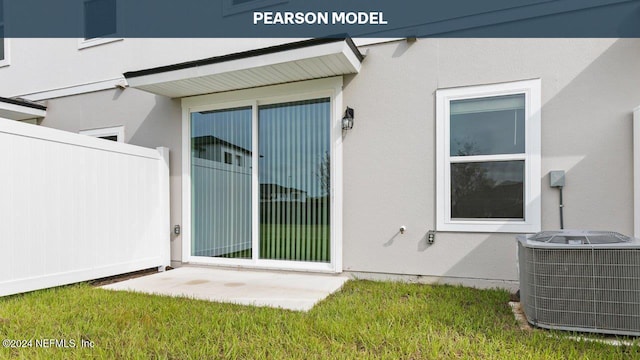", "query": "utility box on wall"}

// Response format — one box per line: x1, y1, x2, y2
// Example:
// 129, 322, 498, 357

549, 170, 565, 187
